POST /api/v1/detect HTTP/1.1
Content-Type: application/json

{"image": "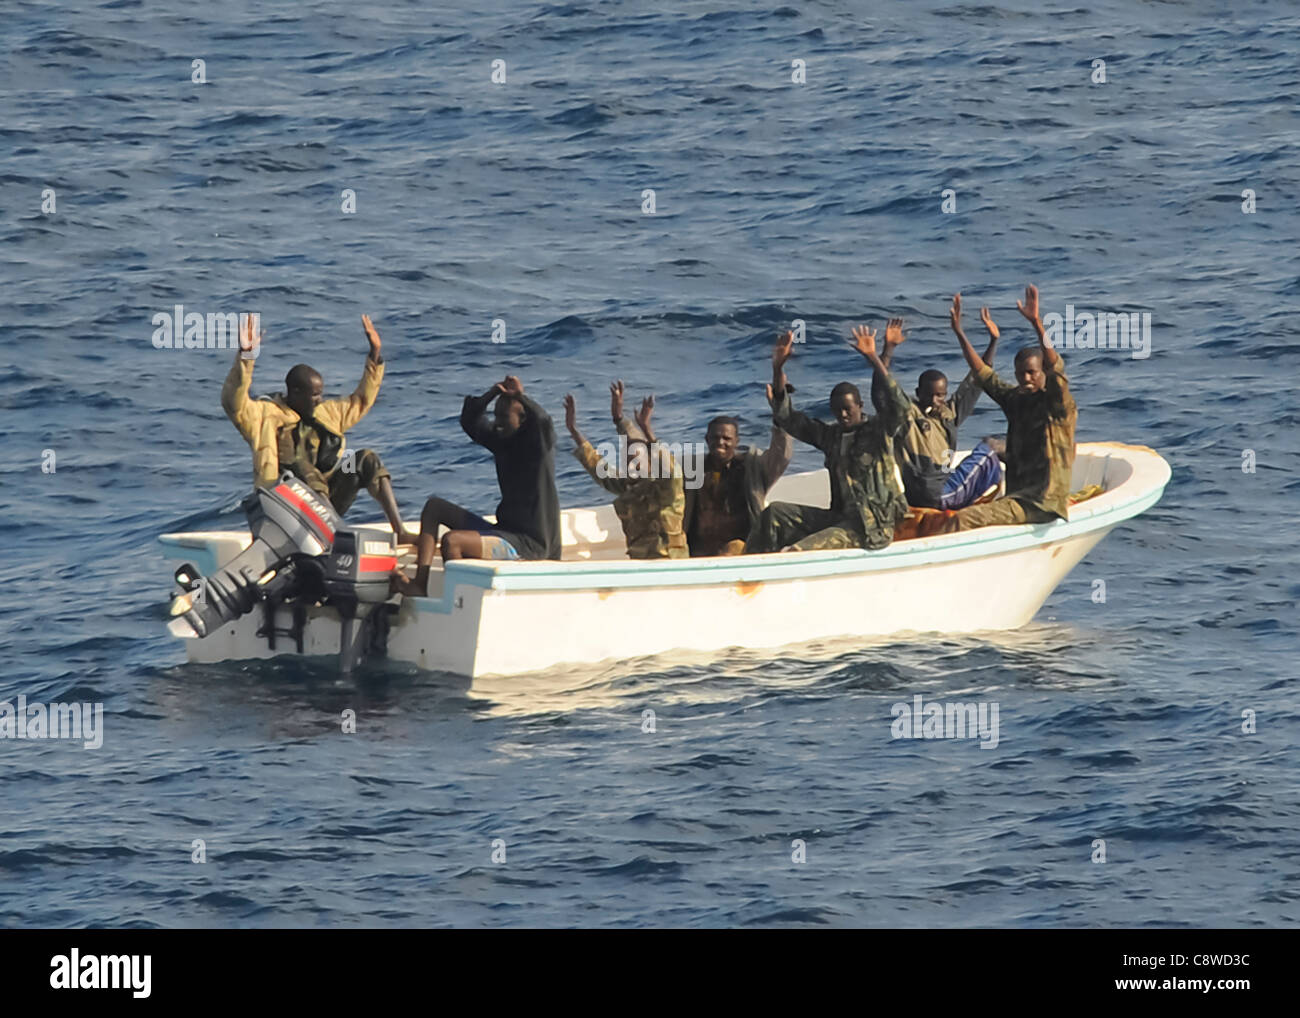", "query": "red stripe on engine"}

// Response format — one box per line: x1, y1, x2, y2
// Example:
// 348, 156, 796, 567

276, 484, 336, 543
360, 556, 398, 572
